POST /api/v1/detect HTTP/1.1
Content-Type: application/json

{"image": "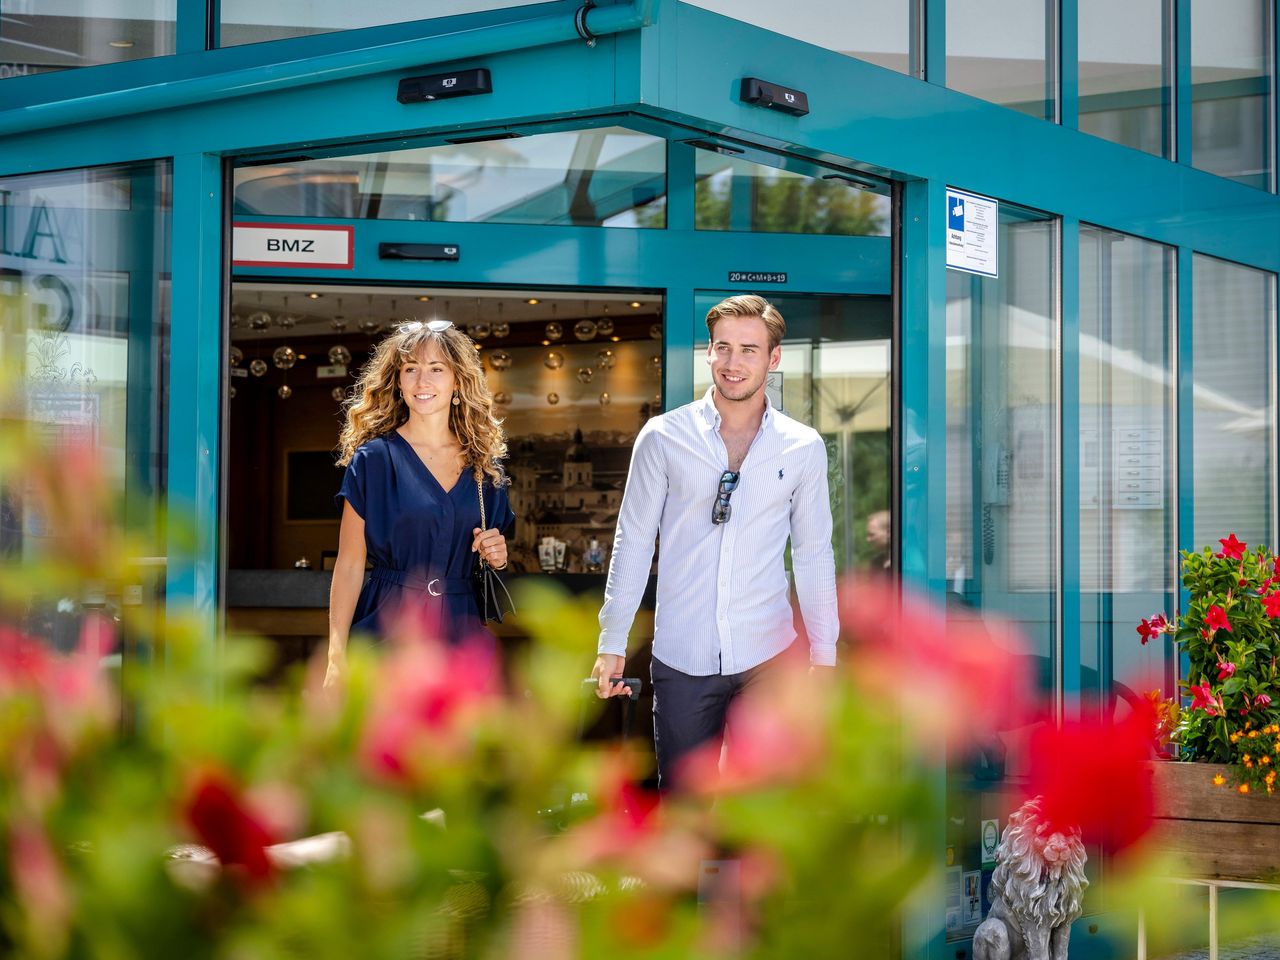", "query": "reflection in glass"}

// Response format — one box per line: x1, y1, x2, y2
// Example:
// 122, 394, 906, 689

220, 0, 542, 47
692, 294, 893, 575
947, 0, 1052, 119
233, 127, 667, 228
1078, 0, 1167, 156
0, 161, 171, 649
1192, 255, 1275, 548
234, 128, 665, 227
694, 151, 891, 237
1078, 227, 1175, 719
944, 207, 1057, 939
681, 0, 914, 75
1192, 0, 1274, 187
0, 3, 176, 78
